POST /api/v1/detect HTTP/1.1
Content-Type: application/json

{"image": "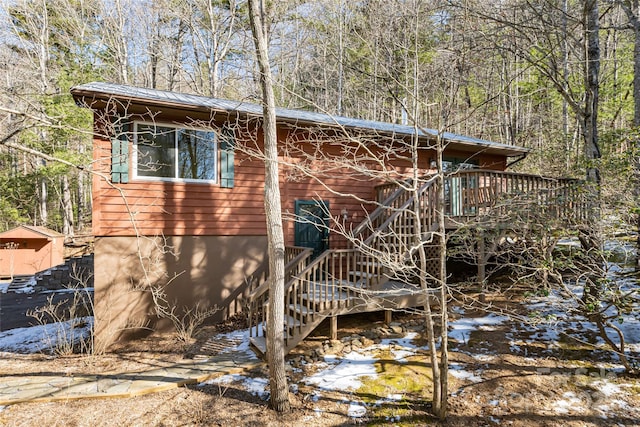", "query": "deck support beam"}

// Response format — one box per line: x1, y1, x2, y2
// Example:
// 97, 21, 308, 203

477, 231, 487, 302
477, 232, 486, 284
329, 316, 337, 340
384, 310, 392, 325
